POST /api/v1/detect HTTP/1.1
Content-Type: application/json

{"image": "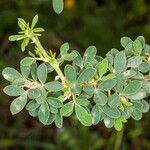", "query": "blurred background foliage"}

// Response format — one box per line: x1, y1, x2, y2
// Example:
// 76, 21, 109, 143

0, 0, 150, 149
